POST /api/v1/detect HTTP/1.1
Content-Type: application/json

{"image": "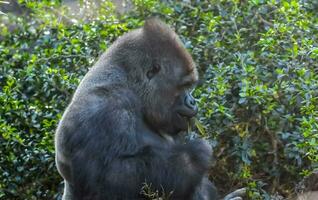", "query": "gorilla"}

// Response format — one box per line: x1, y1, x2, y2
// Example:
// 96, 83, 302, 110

55, 18, 242, 200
